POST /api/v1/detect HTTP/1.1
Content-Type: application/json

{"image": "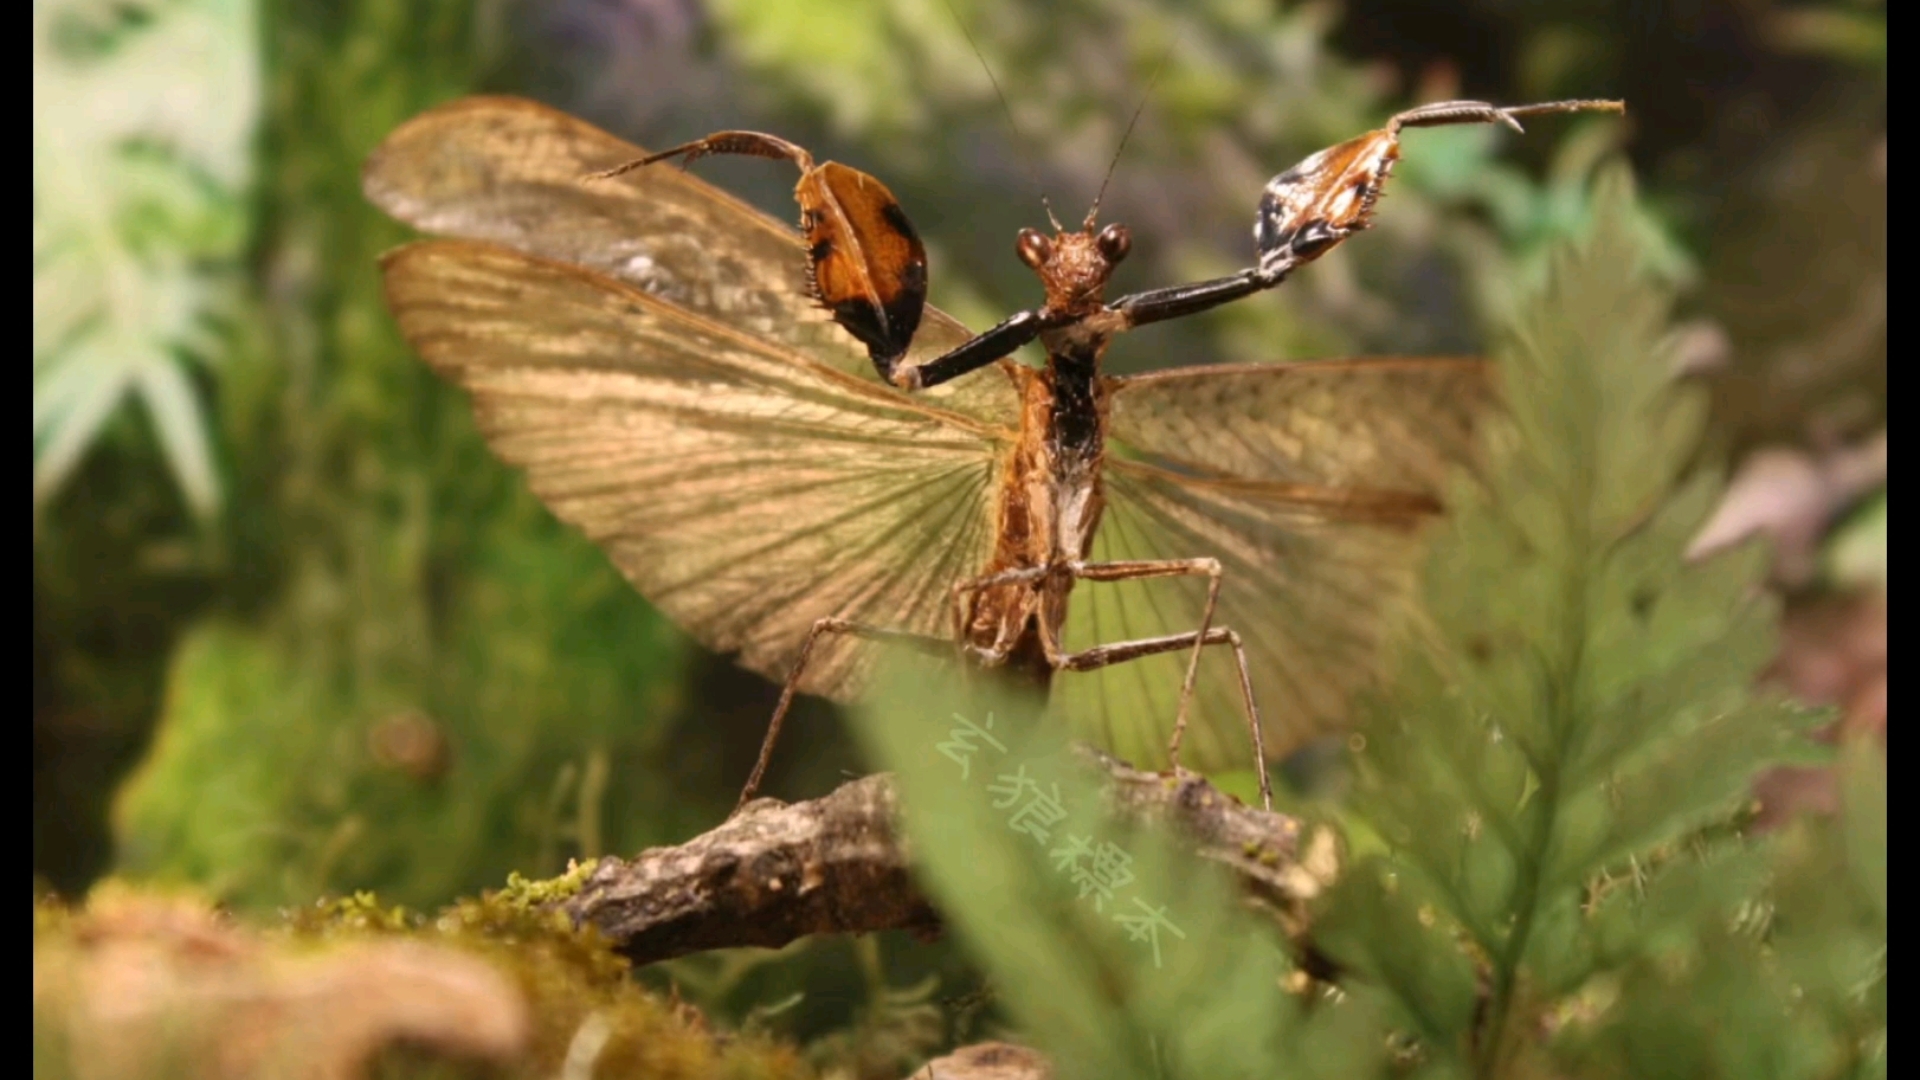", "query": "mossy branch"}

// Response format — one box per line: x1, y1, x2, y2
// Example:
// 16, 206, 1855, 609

557, 748, 1316, 968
